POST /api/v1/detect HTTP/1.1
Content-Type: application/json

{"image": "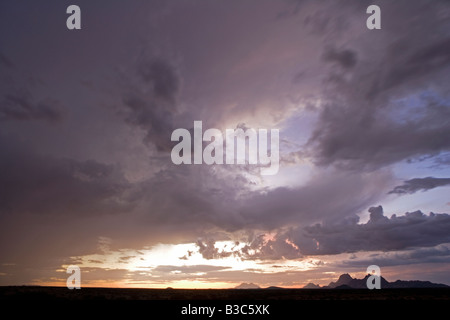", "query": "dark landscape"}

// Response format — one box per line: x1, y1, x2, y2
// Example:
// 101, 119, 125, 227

2, 273, 449, 300
1, 286, 450, 300
306, 273, 450, 289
